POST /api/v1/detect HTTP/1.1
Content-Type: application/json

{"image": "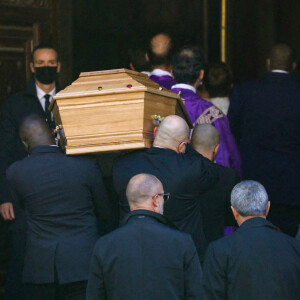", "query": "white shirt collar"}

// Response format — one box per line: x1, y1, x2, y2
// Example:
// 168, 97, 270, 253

171, 83, 196, 93
36, 85, 56, 111
150, 68, 173, 77
36, 84, 56, 101
271, 70, 289, 74
141, 71, 151, 76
